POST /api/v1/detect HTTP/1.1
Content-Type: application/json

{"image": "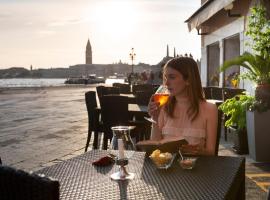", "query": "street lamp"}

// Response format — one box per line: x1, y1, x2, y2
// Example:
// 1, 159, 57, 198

129, 48, 136, 74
